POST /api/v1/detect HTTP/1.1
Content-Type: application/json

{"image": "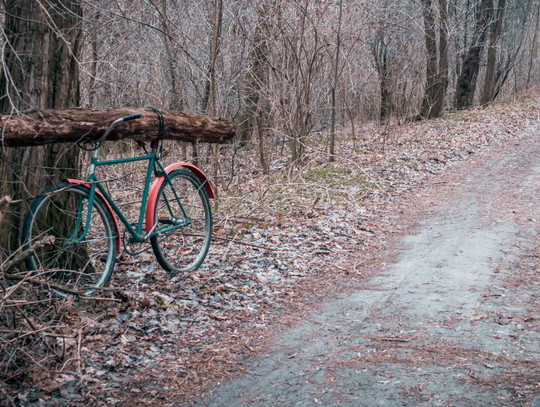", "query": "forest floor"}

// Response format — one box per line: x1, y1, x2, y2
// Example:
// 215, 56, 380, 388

3, 98, 540, 406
